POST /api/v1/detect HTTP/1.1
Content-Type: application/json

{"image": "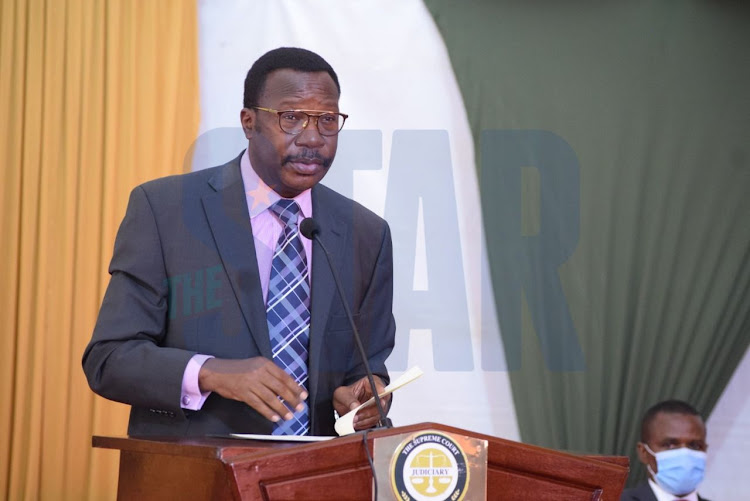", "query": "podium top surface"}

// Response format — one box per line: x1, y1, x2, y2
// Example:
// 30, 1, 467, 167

92, 434, 295, 461
93, 421, 628, 467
